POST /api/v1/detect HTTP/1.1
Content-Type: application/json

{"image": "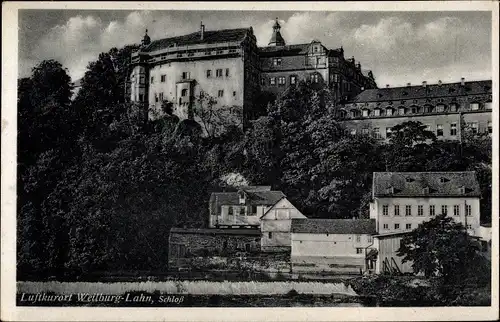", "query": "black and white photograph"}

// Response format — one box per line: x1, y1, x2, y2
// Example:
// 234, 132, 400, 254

1, 1, 499, 321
